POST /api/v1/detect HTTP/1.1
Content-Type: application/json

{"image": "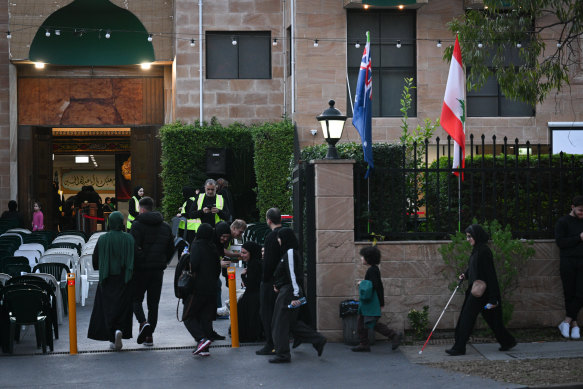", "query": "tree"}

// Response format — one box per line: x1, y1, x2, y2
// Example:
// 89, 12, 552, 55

446, 0, 583, 106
